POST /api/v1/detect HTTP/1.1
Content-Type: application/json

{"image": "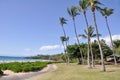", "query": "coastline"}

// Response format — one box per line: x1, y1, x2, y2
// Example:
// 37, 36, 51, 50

0, 56, 50, 64
0, 59, 49, 64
